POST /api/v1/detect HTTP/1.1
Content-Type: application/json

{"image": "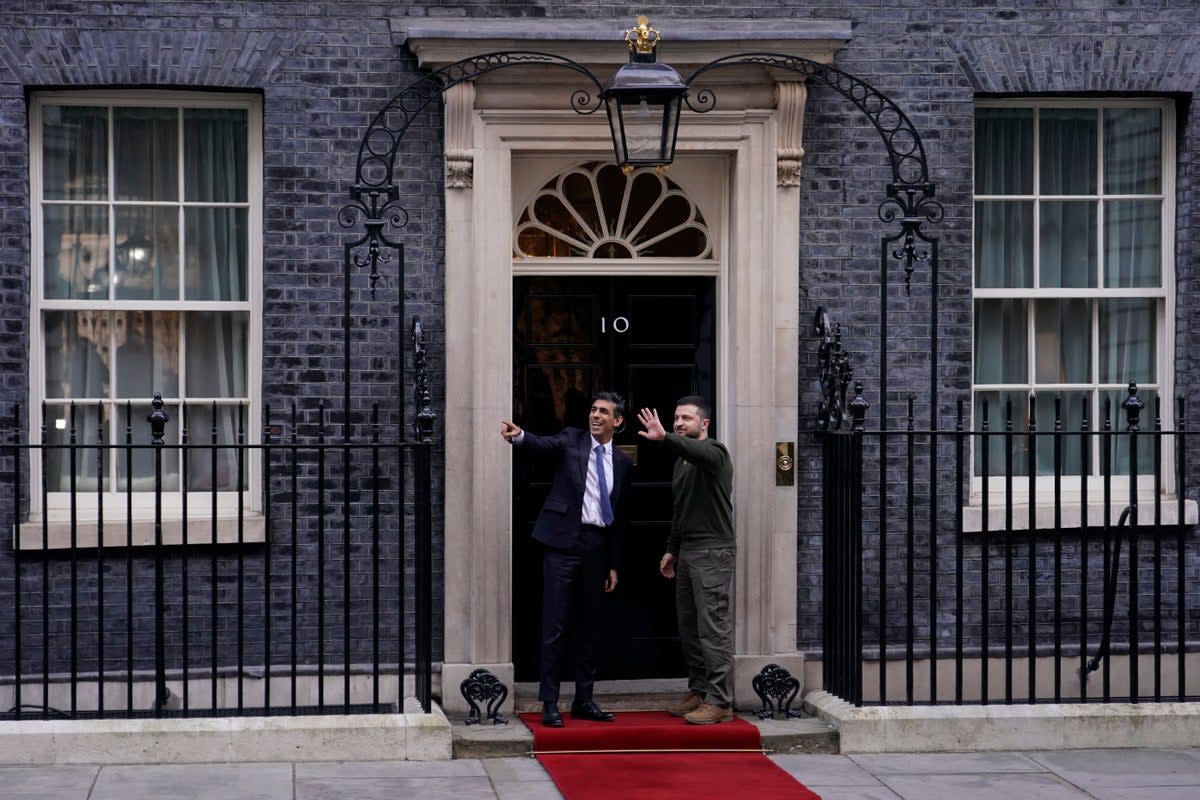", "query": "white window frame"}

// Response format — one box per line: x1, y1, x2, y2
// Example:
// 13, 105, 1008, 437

27, 90, 263, 536
970, 97, 1177, 512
